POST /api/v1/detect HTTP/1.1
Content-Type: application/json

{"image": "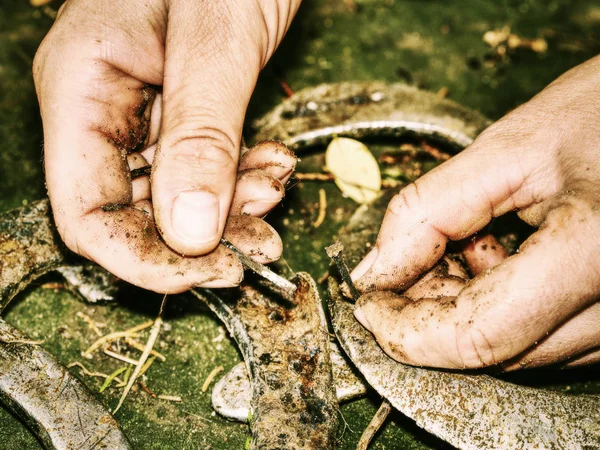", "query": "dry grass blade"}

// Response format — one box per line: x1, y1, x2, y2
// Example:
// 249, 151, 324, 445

103, 346, 139, 365
99, 366, 128, 393
139, 356, 156, 377
158, 395, 183, 402
115, 364, 132, 388
124, 337, 166, 362
202, 366, 224, 393
82, 320, 153, 358
312, 188, 327, 228
113, 296, 167, 414
76, 311, 104, 337
67, 361, 125, 384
